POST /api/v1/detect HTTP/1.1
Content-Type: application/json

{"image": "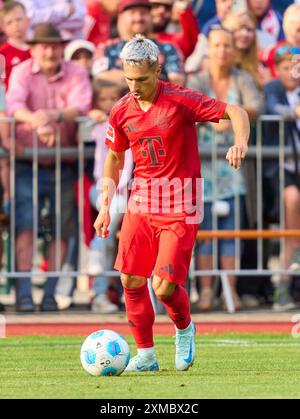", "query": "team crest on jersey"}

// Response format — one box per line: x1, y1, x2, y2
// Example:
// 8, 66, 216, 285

155, 114, 171, 131
106, 123, 115, 143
